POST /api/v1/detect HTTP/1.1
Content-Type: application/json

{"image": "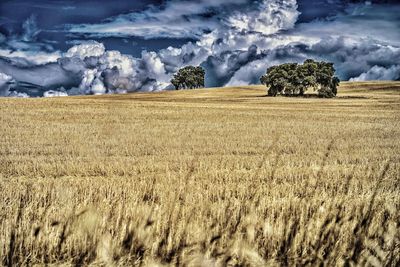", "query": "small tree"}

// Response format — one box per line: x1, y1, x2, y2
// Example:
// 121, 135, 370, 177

171, 66, 205, 90
260, 59, 340, 98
